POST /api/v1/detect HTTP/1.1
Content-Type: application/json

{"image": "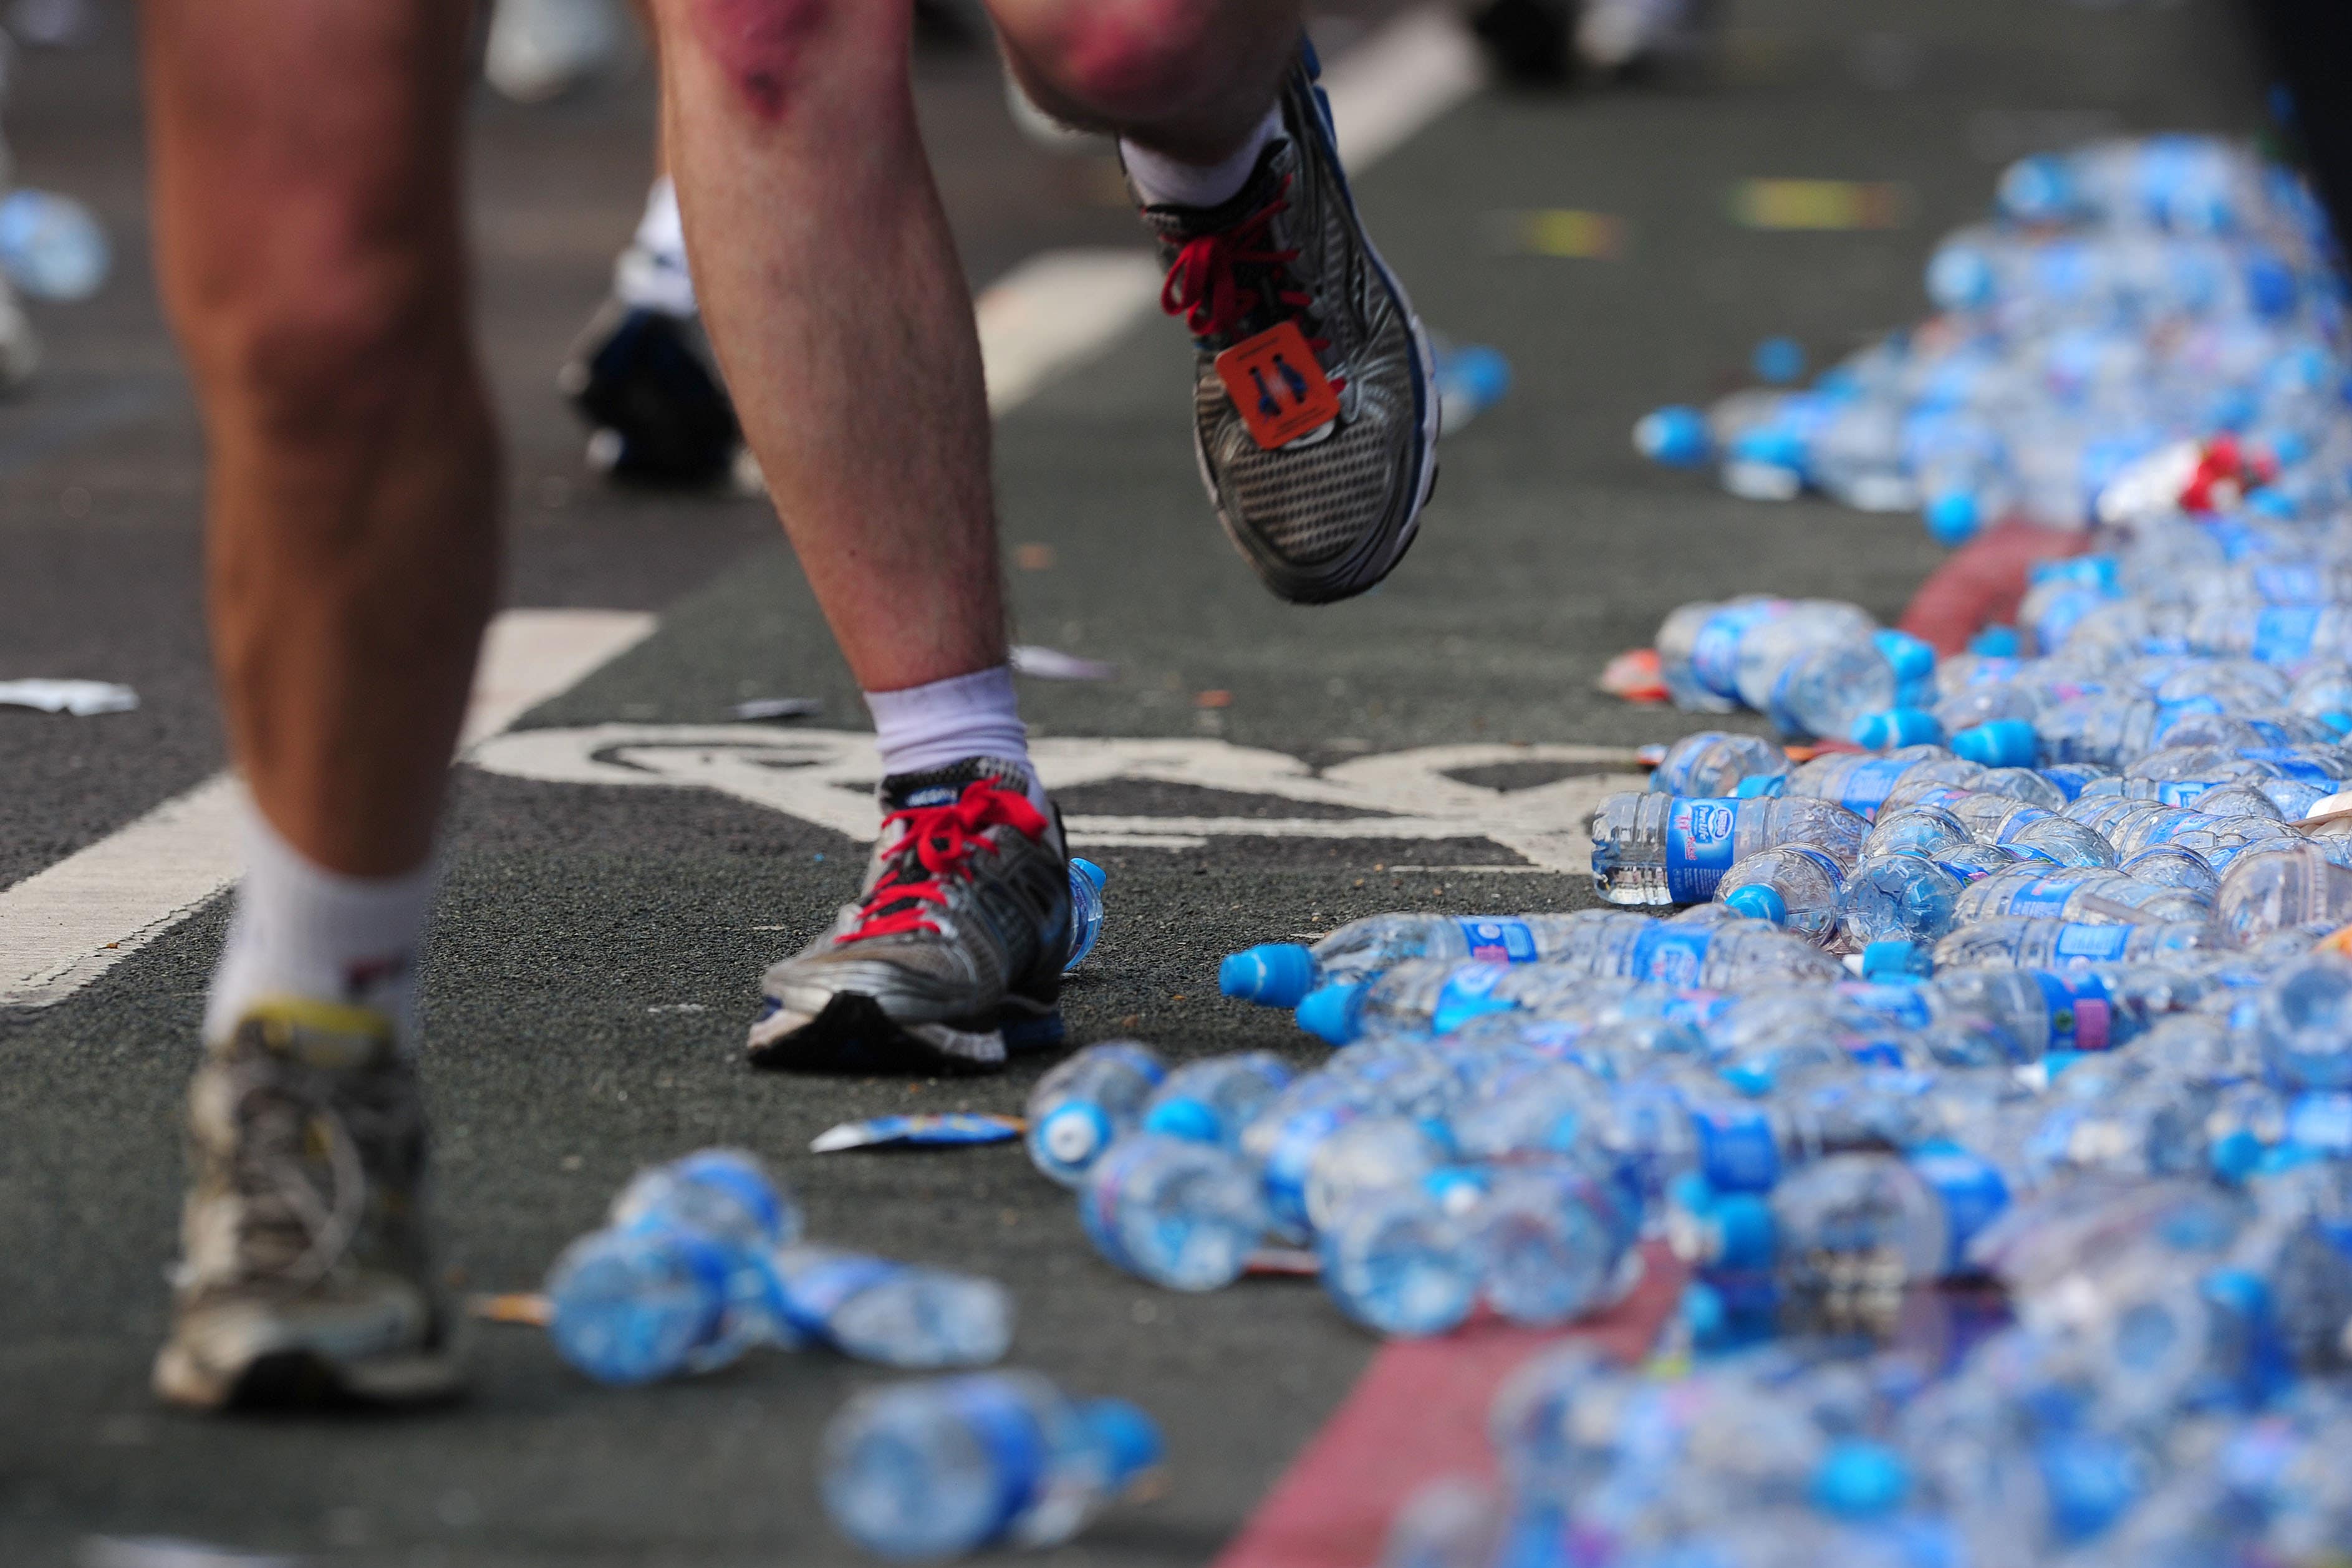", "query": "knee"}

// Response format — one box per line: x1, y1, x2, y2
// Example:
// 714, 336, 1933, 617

665, 0, 907, 121
1020, 0, 1222, 124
